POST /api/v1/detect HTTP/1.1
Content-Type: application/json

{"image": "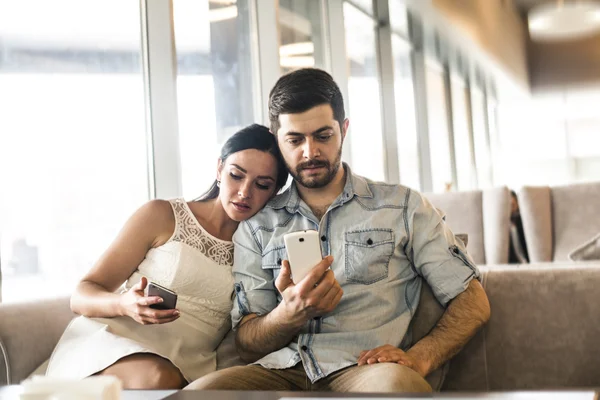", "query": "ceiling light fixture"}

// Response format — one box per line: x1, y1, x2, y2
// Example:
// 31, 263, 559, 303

528, 0, 600, 41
